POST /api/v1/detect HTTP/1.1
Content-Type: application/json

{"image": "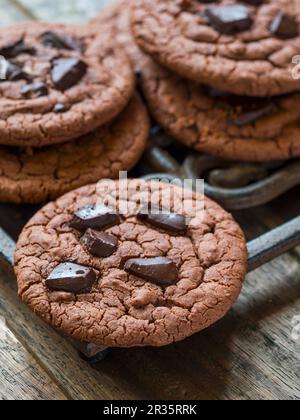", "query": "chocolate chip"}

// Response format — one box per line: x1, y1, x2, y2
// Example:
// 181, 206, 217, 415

20, 82, 48, 98
0, 38, 35, 59
138, 207, 187, 234
51, 58, 87, 91
270, 13, 299, 39
41, 31, 82, 52
70, 205, 120, 233
204, 5, 253, 34
5, 62, 30, 81
125, 257, 178, 286
53, 103, 68, 113
81, 229, 118, 258
45, 263, 96, 293
229, 102, 277, 126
